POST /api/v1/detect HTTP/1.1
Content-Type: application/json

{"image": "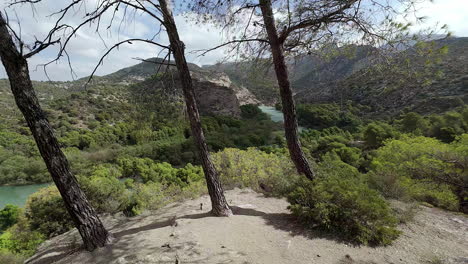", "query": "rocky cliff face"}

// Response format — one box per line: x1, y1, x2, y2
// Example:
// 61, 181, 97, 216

191, 71, 242, 117
99, 58, 260, 117
193, 70, 260, 106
